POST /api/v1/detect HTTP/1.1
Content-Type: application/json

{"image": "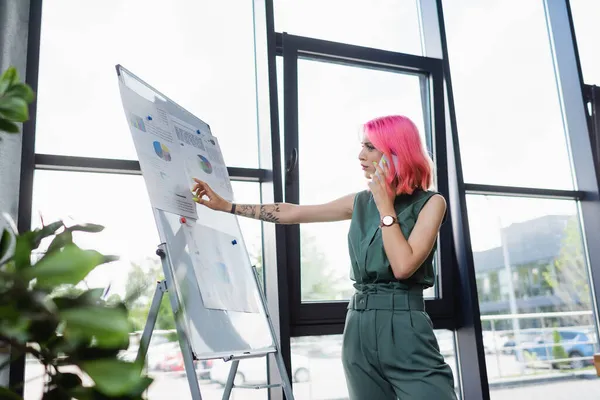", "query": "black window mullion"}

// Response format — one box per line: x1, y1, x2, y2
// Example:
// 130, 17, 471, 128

281, 33, 302, 325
